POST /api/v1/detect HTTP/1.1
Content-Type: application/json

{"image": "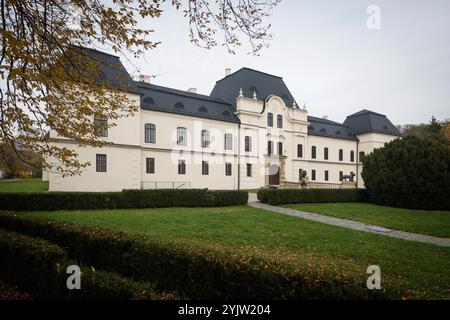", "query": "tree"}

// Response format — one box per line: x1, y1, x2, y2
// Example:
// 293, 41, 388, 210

398, 116, 450, 146
0, 0, 280, 176
362, 136, 450, 210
